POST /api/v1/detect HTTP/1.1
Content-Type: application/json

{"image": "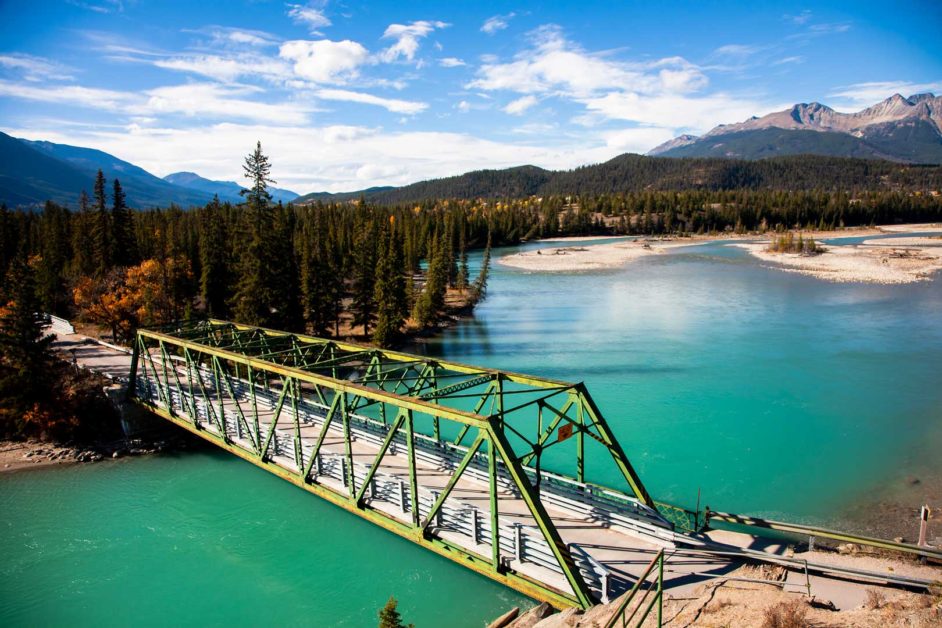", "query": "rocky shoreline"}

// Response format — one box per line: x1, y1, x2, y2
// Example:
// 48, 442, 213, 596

0, 434, 200, 474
